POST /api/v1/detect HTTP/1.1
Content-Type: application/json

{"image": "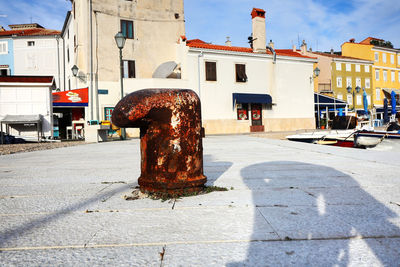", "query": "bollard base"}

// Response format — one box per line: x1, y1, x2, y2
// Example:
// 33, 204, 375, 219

138, 175, 207, 196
